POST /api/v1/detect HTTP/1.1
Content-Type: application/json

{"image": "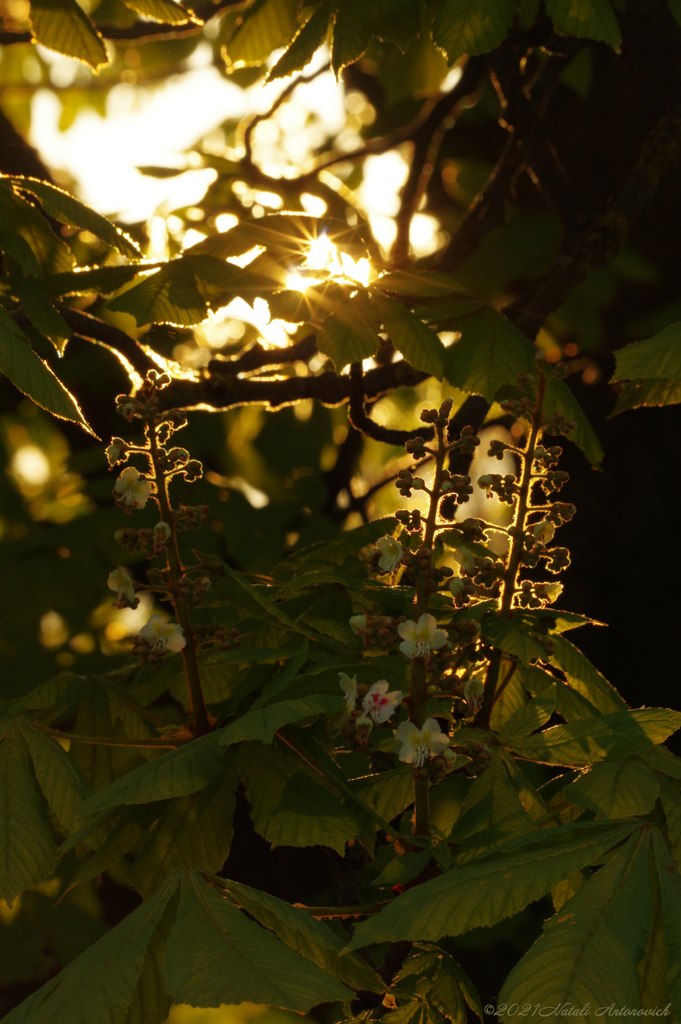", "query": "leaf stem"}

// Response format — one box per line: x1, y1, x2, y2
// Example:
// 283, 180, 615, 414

41, 726, 181, 748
